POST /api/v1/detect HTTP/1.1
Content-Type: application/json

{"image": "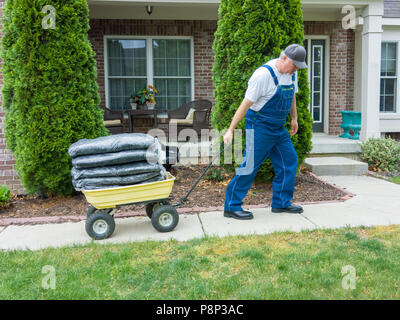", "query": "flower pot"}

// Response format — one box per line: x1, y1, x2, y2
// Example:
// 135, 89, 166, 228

147, 103, 155, 110
130, 103, 137, 110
